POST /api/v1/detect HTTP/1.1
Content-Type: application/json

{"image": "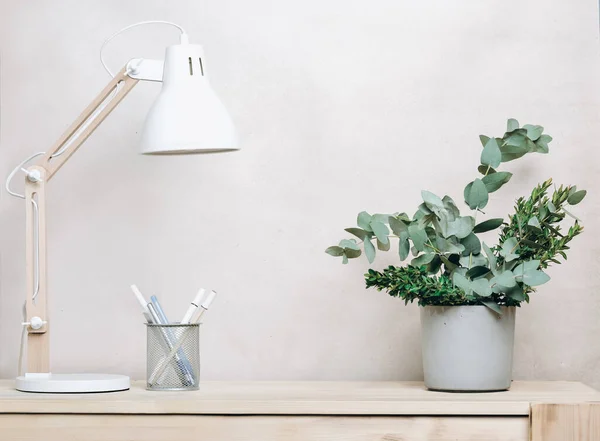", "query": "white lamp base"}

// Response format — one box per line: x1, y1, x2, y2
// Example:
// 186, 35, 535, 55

15, 373, 130, 393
